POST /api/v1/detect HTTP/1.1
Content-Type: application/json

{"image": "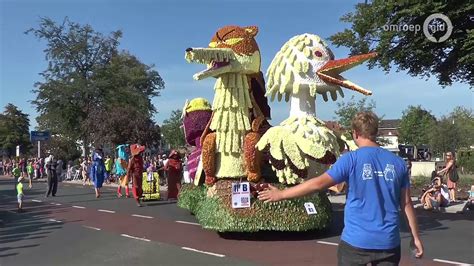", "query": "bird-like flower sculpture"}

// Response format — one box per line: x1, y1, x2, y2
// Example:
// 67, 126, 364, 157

257, 34, 376, 184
